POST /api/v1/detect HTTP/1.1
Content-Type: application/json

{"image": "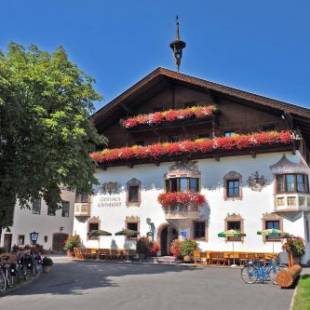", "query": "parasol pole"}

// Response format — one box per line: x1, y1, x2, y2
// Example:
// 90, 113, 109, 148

231, 240, 237, 267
